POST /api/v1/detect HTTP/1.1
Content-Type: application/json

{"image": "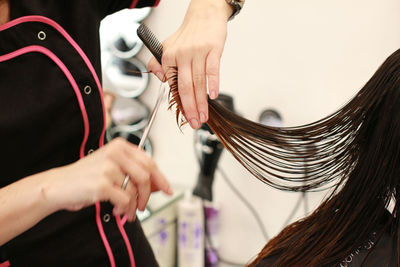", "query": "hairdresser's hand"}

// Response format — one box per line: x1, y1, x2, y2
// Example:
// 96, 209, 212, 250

44, 138, 172, 222
148, 0, 232, 129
